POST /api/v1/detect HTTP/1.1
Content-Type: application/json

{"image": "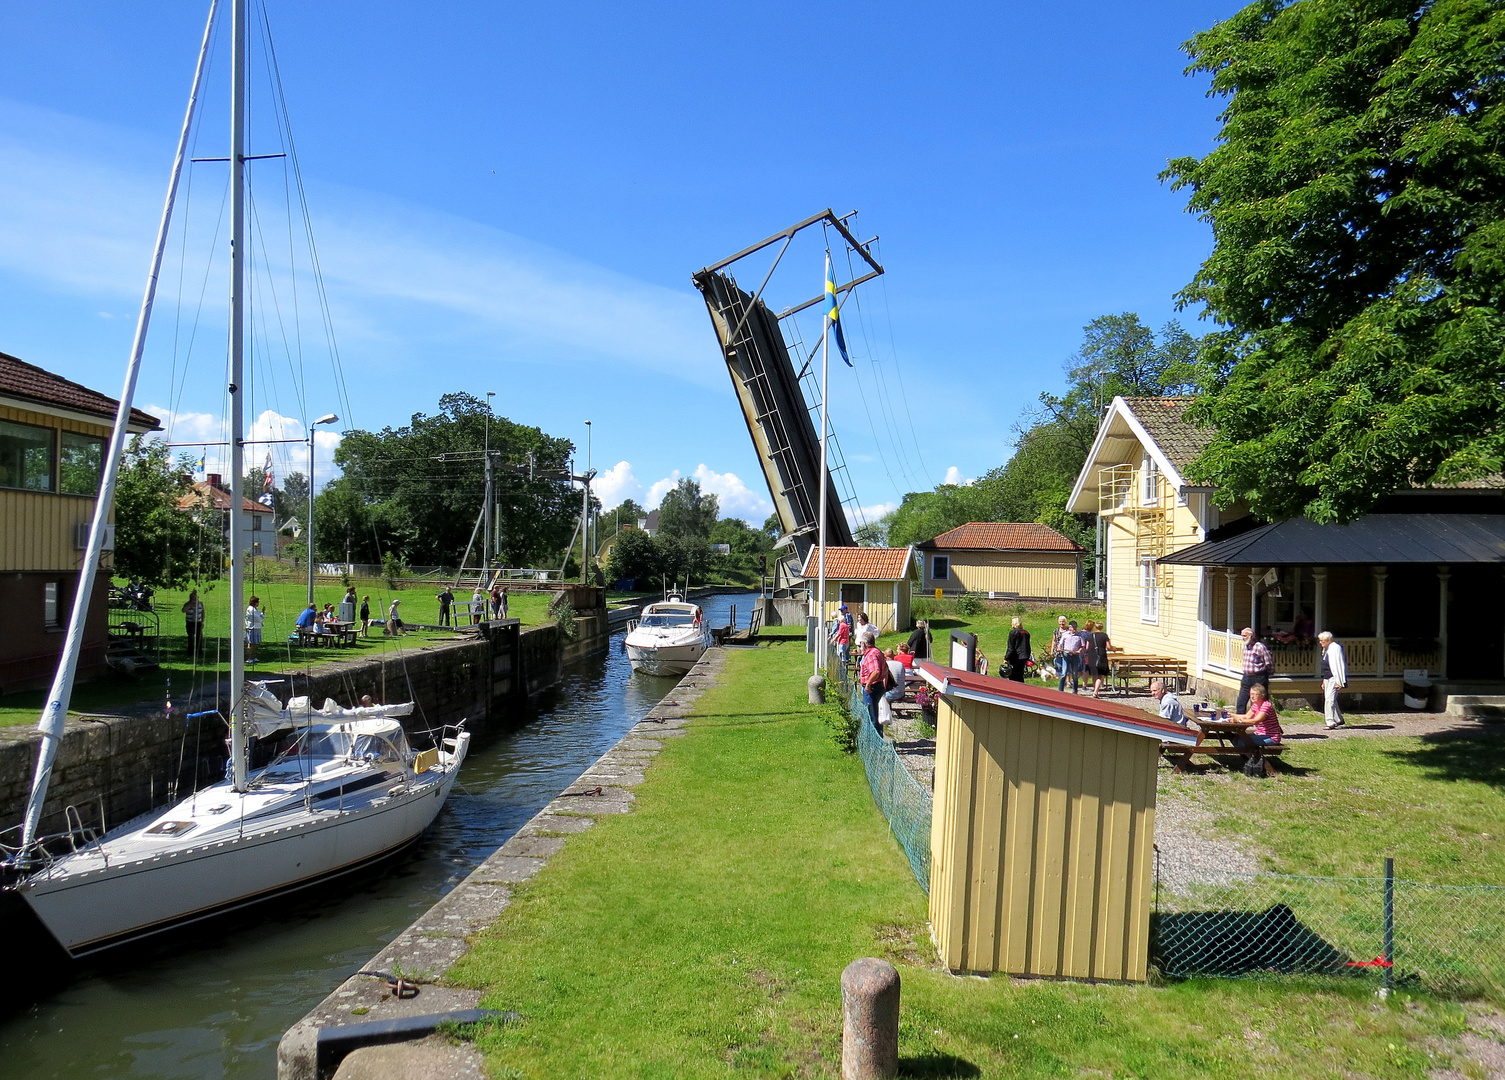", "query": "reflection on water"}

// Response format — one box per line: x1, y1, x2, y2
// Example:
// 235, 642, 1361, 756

1, 592, 752, 1079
